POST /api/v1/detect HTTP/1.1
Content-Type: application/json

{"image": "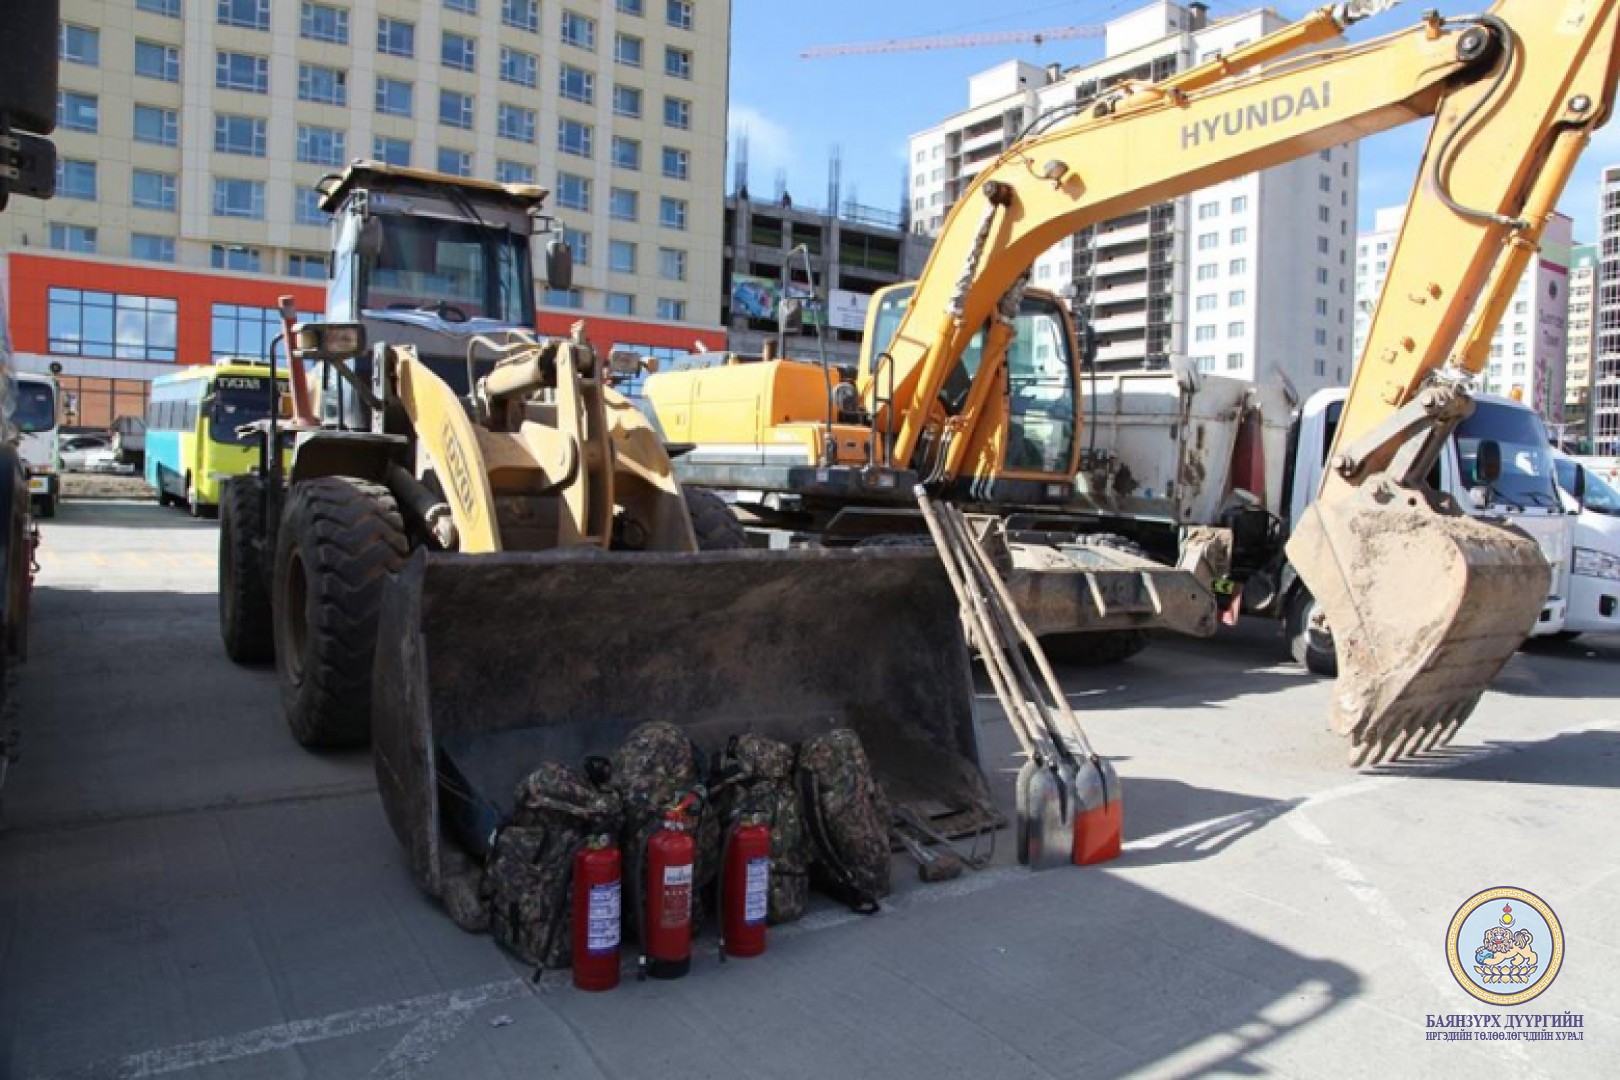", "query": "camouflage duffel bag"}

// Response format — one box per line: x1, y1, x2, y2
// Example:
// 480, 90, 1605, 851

482, 762, 621, 969
797, 729, 891, 914
712, 733, 809, 925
